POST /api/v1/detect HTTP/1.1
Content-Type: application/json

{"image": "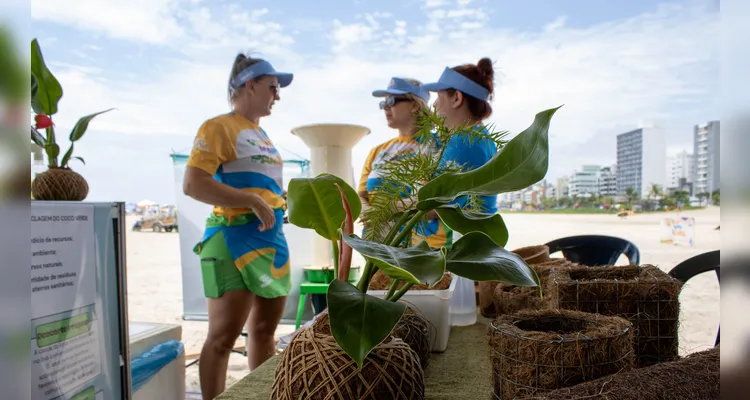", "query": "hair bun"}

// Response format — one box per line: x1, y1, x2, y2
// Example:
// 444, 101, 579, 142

476, 57, 494, 84
235, 53, 247, 63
